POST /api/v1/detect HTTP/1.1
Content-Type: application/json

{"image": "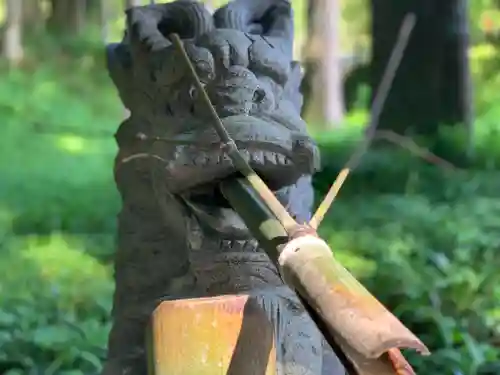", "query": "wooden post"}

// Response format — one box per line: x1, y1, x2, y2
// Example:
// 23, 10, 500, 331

148, 294, 277, 375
